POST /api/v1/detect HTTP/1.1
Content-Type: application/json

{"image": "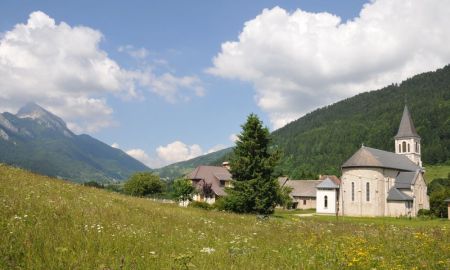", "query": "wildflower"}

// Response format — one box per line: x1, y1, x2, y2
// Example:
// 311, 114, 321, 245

200, 247, 215, 254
